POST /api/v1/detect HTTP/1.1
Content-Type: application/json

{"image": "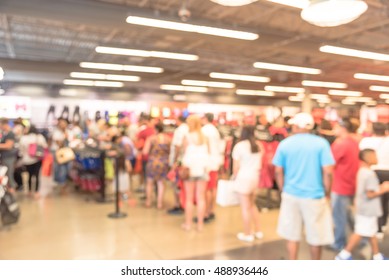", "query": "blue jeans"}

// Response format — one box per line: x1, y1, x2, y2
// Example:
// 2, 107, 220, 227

331, 192, 354, 250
